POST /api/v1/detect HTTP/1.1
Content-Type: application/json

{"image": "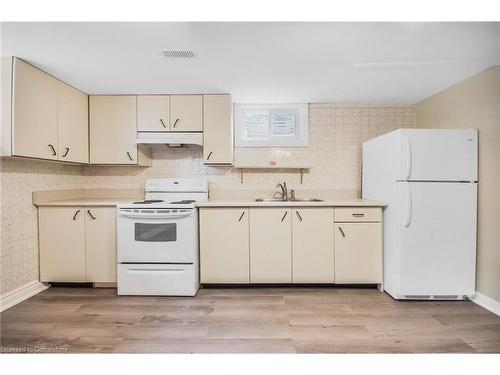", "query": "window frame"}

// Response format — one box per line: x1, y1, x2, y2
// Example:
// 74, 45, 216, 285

234, 103, 309, 147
